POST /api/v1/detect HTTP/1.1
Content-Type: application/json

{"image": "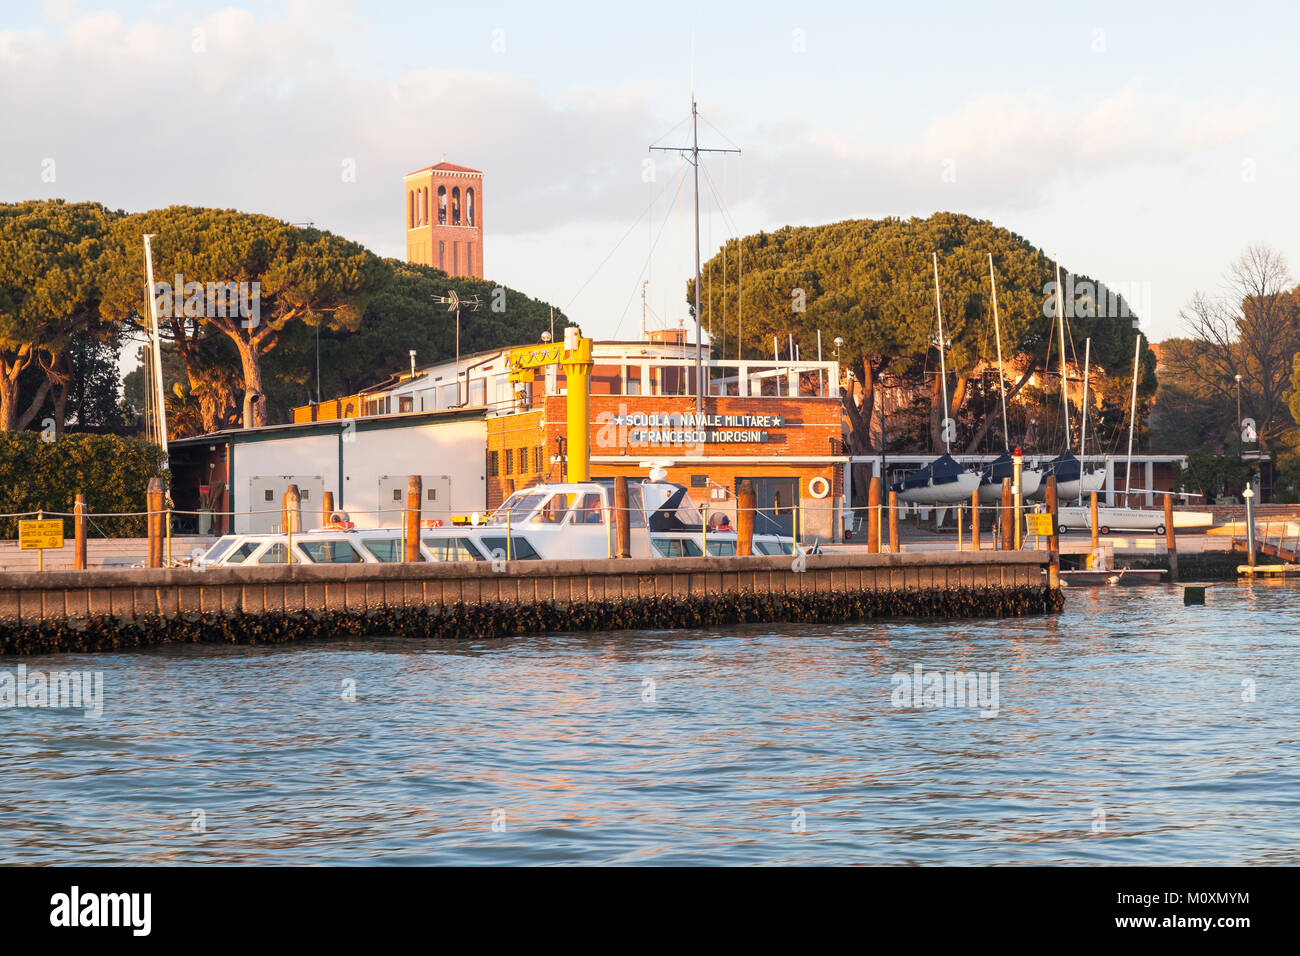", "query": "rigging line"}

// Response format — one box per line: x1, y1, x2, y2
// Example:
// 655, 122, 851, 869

700, 161, 740, 238
562, 185, 657, 313
611, 168, 690, 339
647, 113, 693, 151
695, 112, 743, 152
